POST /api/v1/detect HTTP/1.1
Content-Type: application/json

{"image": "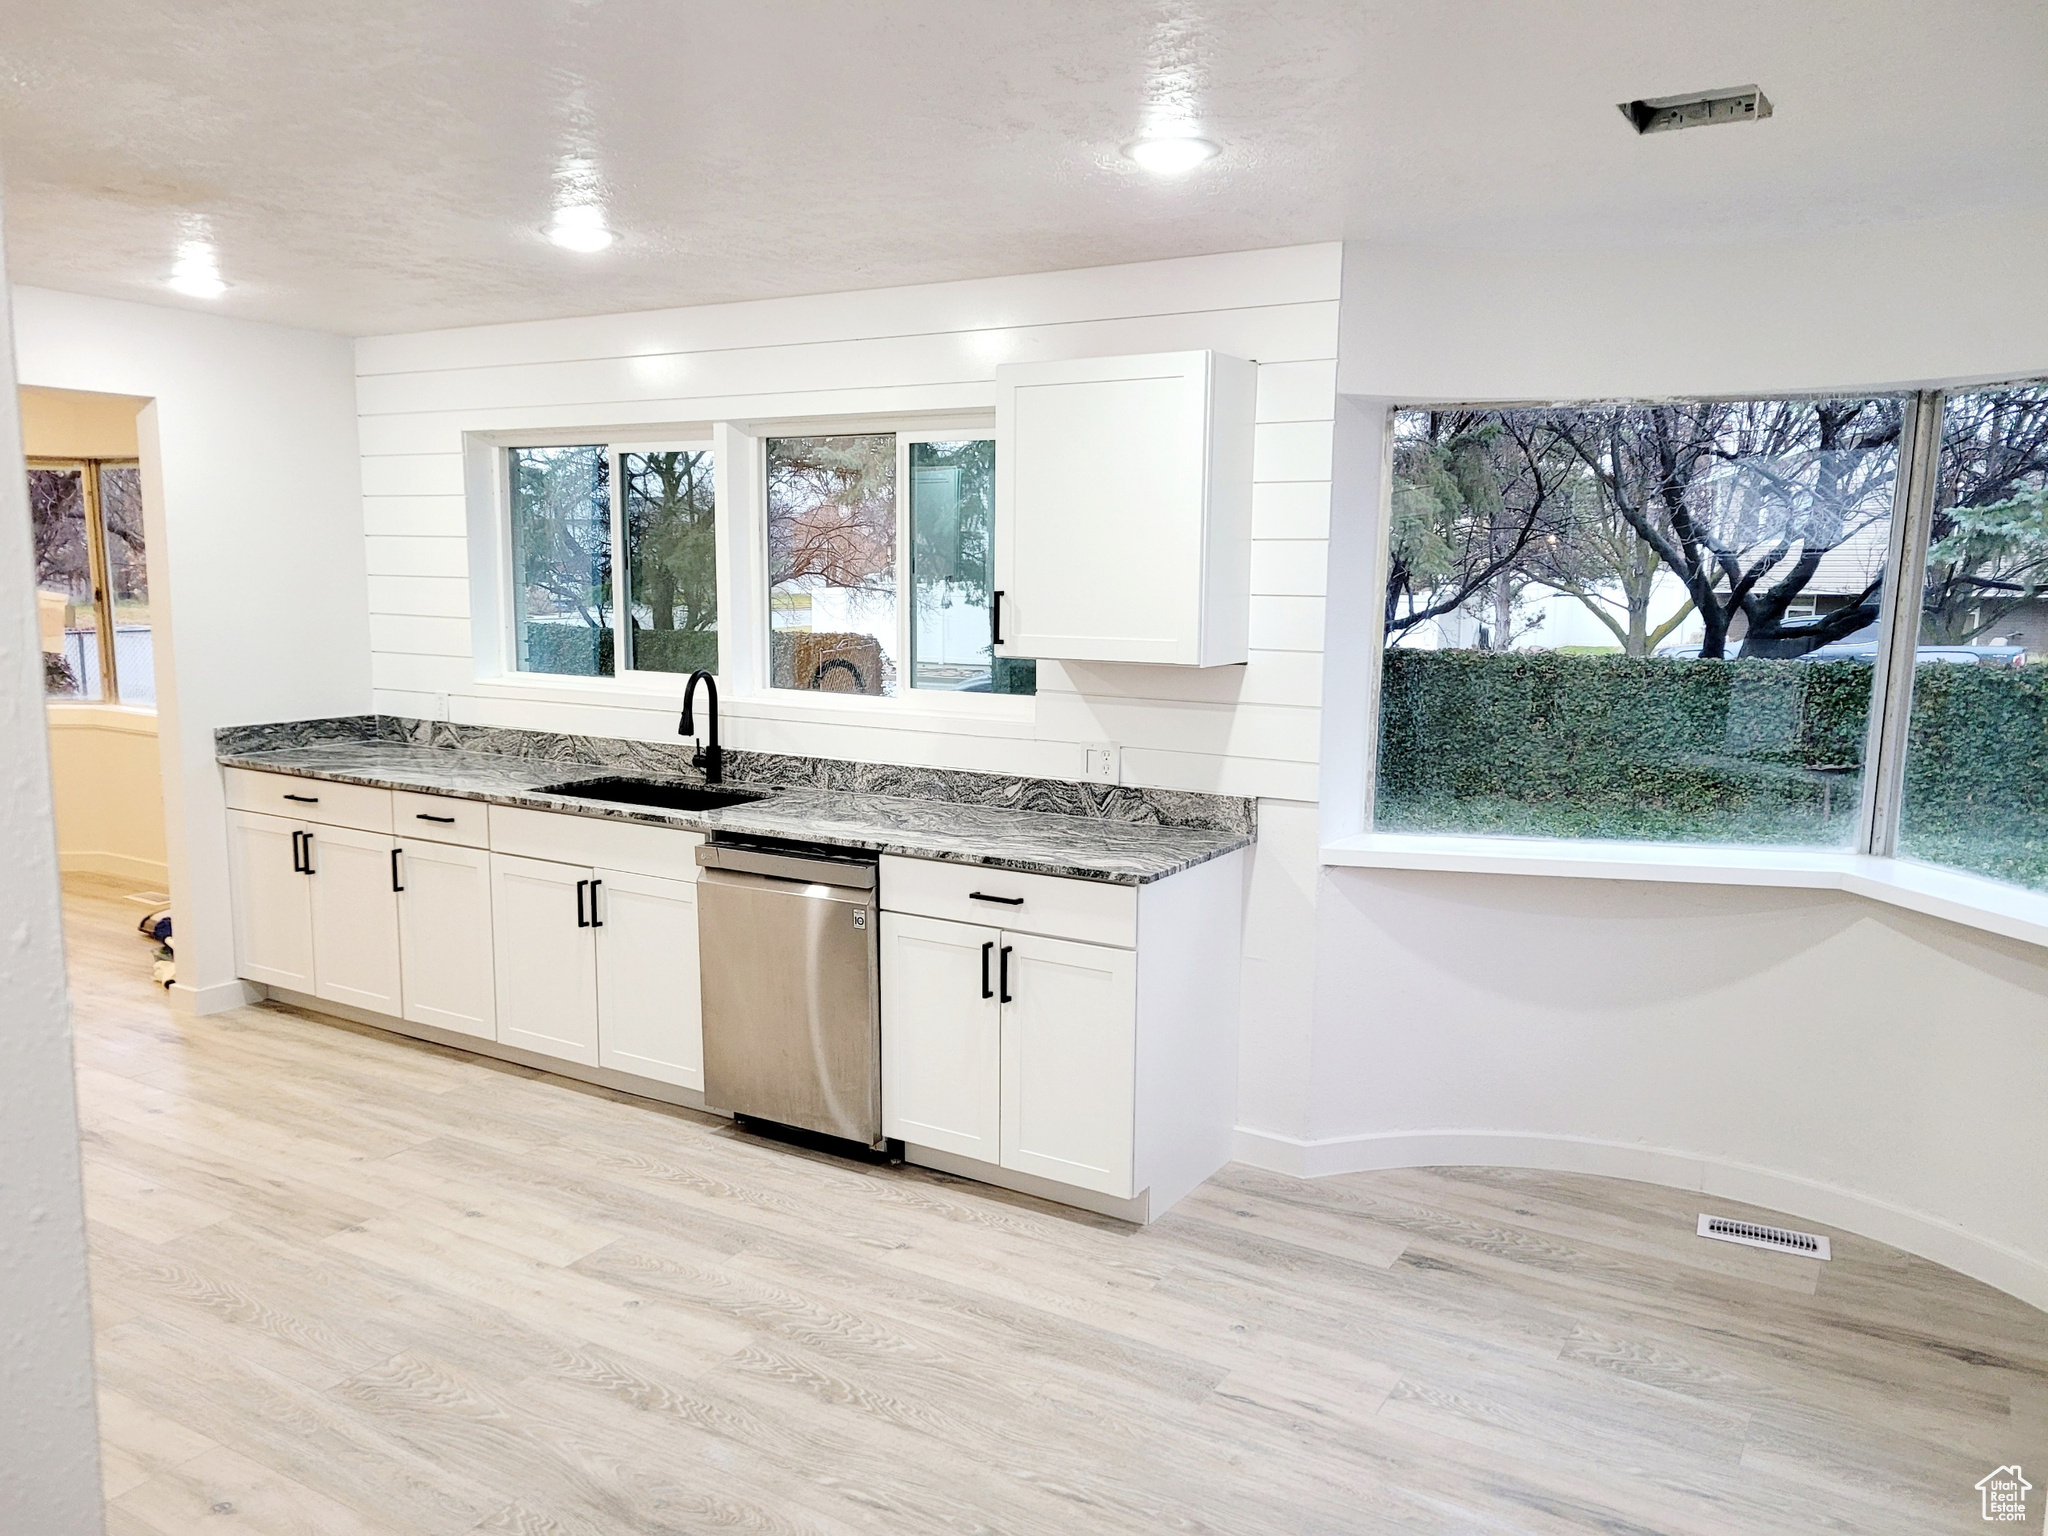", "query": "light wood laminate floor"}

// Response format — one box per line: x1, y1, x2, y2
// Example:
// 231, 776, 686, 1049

64, 875, 2046, 1535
